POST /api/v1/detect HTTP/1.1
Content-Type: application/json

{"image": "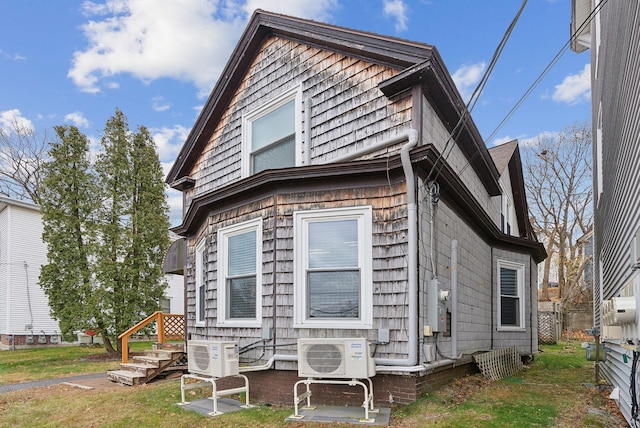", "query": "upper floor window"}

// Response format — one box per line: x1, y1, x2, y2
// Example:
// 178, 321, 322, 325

242, 87, 301, 177
195, 239, 207, 326
217, 218, 262, 327
501, 189, 514, 236
293, 206, 373, 329
497, 259, 525, 330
